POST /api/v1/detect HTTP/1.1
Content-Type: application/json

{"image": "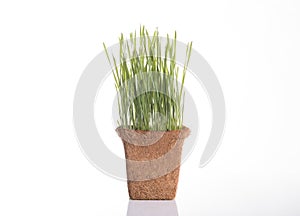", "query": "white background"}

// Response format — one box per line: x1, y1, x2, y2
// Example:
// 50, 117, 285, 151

1, 0, 300, 215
